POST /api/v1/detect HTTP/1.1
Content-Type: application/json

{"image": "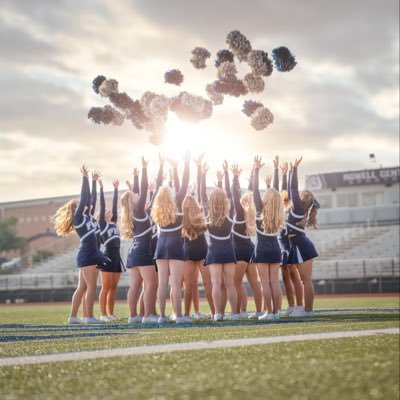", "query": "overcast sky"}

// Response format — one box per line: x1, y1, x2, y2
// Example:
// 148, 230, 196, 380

0, 0, 398, 202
